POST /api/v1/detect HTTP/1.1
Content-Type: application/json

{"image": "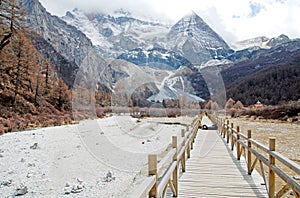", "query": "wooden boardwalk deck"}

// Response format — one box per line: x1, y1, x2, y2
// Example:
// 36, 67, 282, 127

167, 118, 268, 198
